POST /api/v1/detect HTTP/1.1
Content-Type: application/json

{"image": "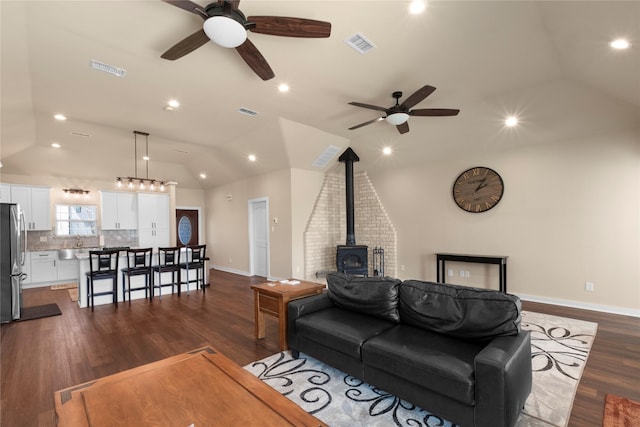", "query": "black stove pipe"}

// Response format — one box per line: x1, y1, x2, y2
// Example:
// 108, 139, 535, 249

339, 148, 360, 246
